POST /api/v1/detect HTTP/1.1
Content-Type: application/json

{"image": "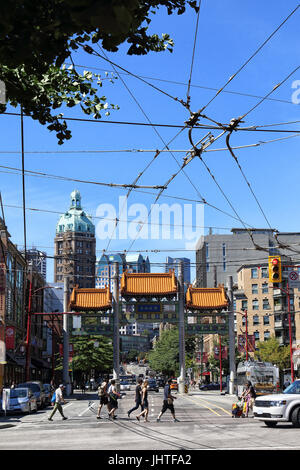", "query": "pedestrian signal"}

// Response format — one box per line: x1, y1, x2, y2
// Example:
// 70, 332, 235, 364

268, 256, 282, 283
